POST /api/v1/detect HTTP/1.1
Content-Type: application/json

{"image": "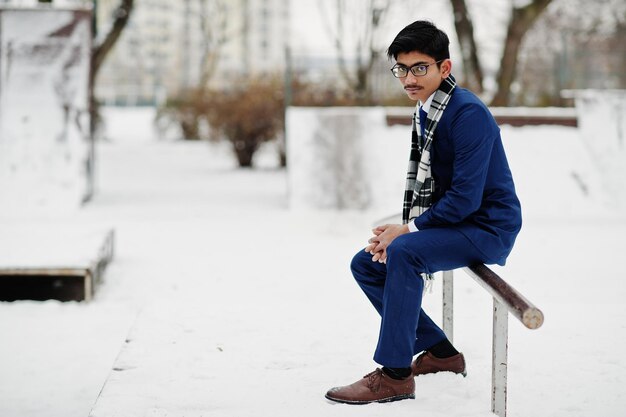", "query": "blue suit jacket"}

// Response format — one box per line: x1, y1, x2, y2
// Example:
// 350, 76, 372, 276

412, 87, 522, 265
